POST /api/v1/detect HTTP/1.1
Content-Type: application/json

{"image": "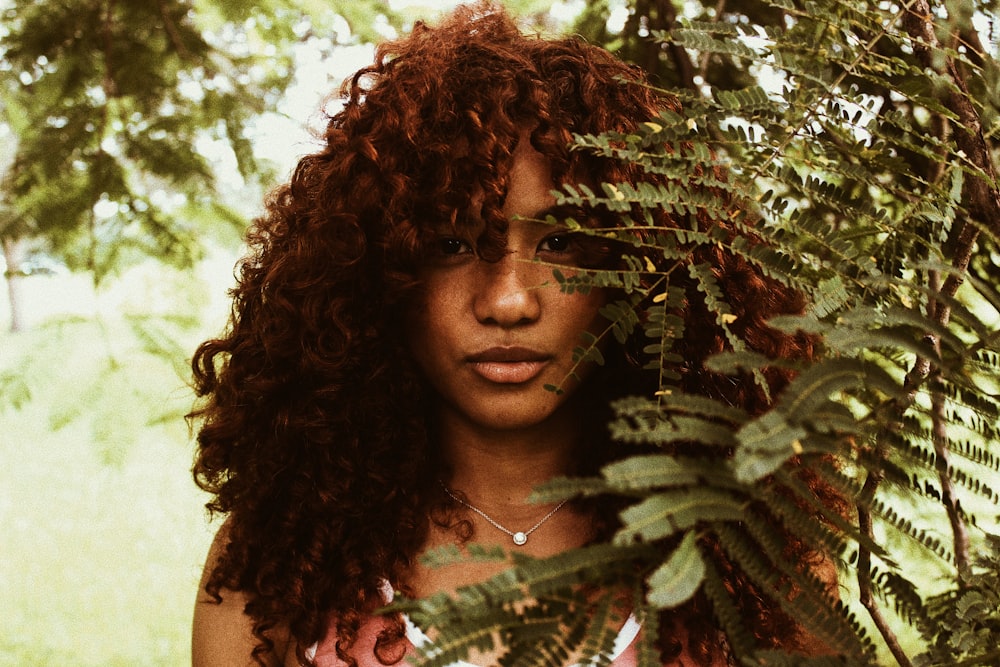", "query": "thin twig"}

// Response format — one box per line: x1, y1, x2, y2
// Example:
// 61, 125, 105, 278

856, 460, 913, 667
644, 0, 725, 144
158, 0, 190, 60
656, 0, 694, 90
697, 0, 727, 82
102, 0, 117, 97
930, 369, 971, 577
